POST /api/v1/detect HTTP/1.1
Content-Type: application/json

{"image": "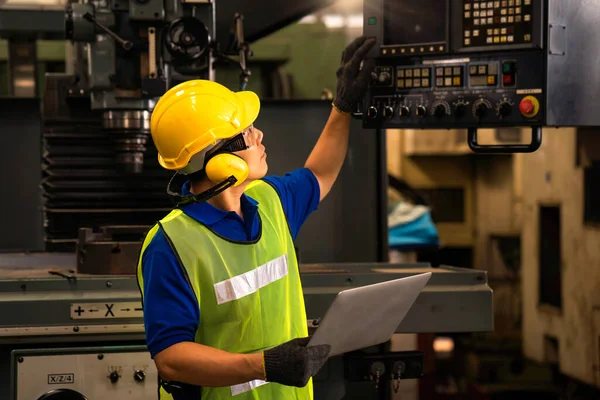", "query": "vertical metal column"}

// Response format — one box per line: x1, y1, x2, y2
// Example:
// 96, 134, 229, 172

8, 40, 37, 97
